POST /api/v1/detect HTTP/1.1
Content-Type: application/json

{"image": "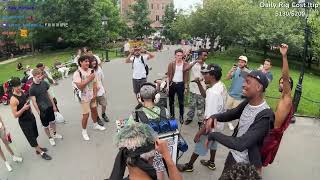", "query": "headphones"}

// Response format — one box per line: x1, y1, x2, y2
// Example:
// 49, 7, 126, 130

137, 82, 161, 104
